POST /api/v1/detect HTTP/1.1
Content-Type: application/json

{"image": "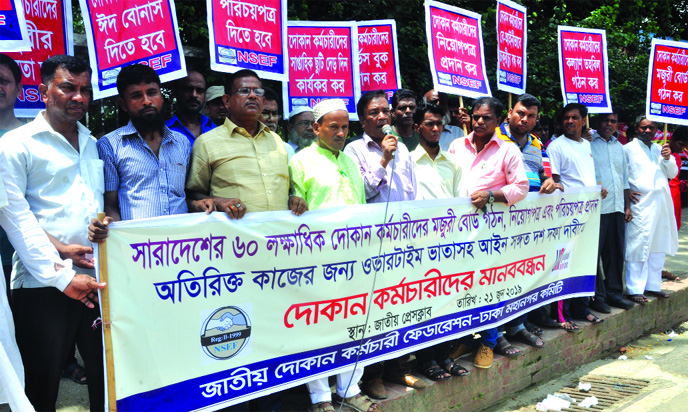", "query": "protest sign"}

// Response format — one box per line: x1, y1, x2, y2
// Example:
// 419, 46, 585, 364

496, 0, 526, 95
283, 21, 360, 120
646, 38, 688, 126
6, 0, 72, 117
207, 0, 287, 81
0, 0, 30, 52
79, 0, 186, 99
424, 0, 491, 98
357, 19, 401, 102
557, 26, 611, 113
99, 188, 599, 410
